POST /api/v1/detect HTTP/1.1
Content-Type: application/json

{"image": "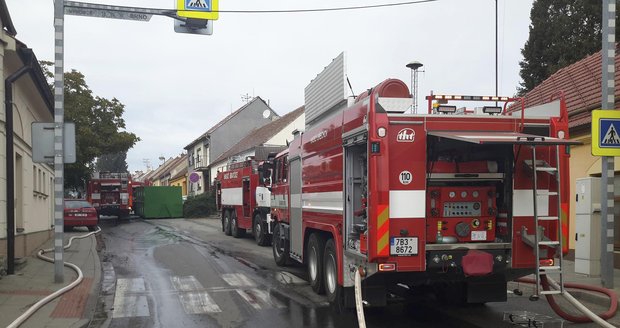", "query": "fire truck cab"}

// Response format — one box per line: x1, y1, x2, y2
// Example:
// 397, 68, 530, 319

87, 172, 132, 219
269, 54, 579, 310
